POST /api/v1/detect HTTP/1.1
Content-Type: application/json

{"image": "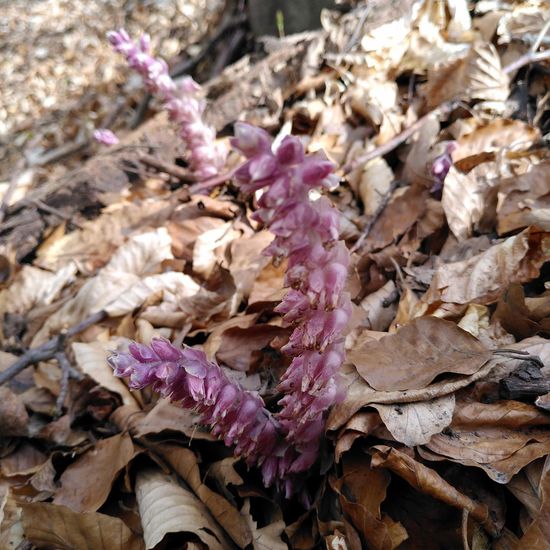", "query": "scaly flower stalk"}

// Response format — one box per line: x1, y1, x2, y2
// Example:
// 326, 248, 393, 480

108, 124, 351, 495
108, 338, 282, 485
231, 123, 352, 477
107, 29, 225, 178
93, 129, 119, 146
